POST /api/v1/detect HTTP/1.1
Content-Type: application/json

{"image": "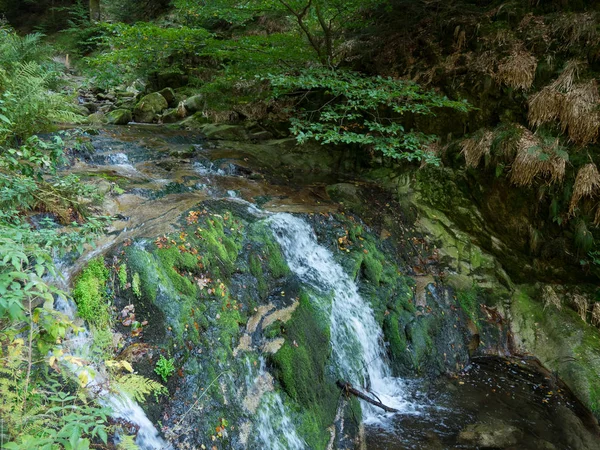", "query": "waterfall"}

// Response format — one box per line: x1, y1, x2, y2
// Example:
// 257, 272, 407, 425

54, 297, 170, 449
245, 357, 306, 450
269, 213, 415, 423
